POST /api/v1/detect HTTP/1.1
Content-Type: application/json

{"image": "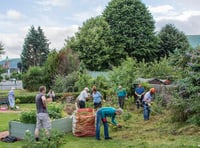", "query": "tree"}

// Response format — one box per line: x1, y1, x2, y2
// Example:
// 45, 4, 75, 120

66, 16, 121, 70
103, 0, 158, 62
22, 66, 45, 91
158, 24, 190, 58
57, 48, 80, 76
43, 49, 59, 89
21, 26, 50, 72
108, 57, 137, 93
17, 62, 22, 73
